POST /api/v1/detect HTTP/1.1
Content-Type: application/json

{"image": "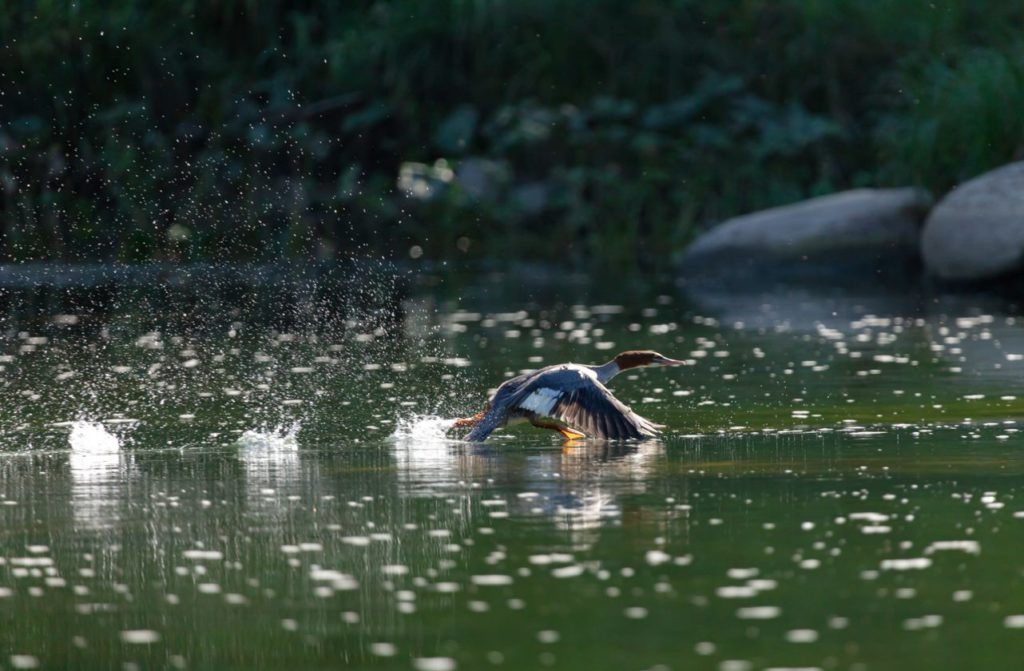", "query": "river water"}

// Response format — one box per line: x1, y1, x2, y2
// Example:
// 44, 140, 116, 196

1, 266, 1023, 669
